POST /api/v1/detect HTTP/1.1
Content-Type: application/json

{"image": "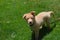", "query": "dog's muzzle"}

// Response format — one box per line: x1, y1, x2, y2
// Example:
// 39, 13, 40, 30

28, 19, 34, 26
29, 22, 34, 26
